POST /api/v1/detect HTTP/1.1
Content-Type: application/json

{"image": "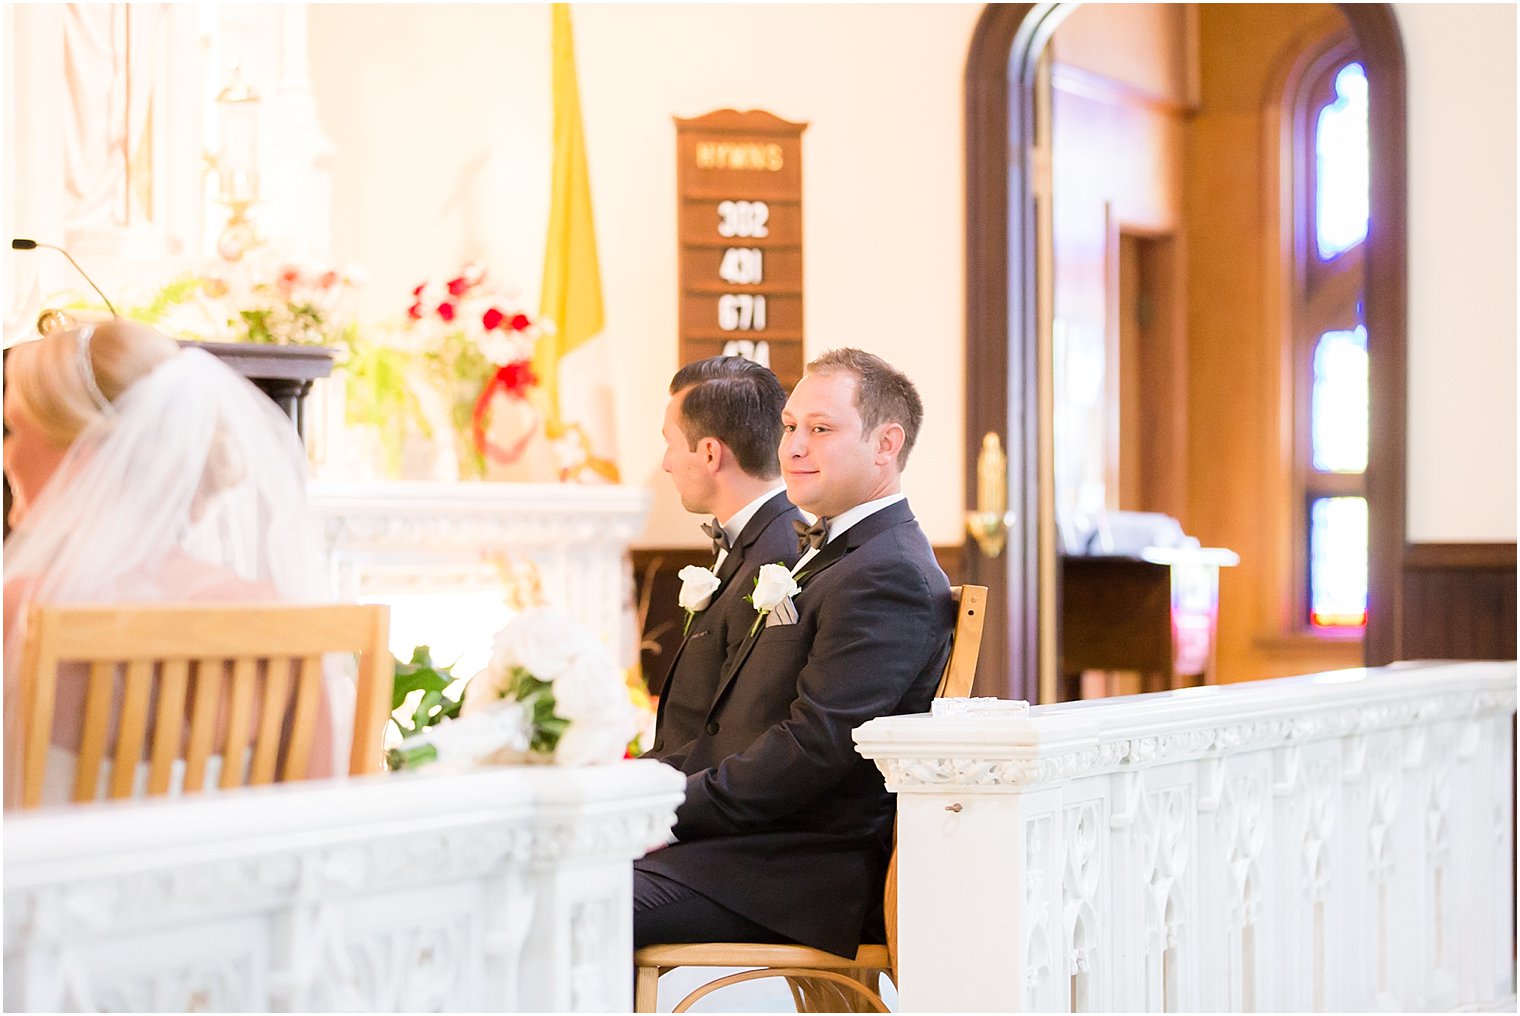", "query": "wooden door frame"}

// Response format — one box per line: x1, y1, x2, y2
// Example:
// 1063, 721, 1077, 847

963, 4, 1408, 700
